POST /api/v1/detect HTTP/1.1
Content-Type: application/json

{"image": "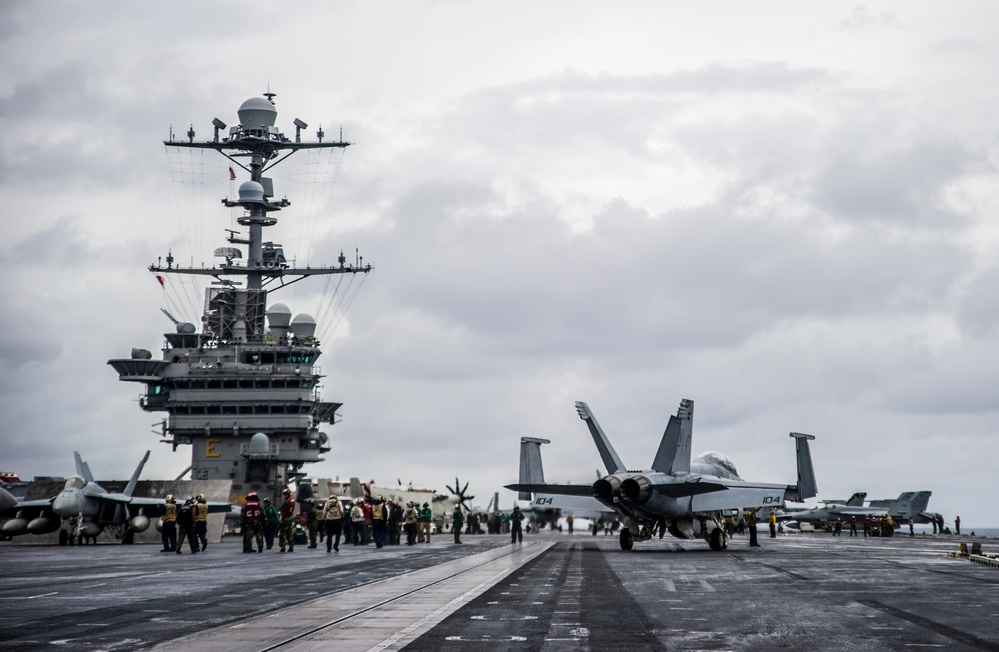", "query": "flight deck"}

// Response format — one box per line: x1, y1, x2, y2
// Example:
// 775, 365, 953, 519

1, 532, 997, 651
